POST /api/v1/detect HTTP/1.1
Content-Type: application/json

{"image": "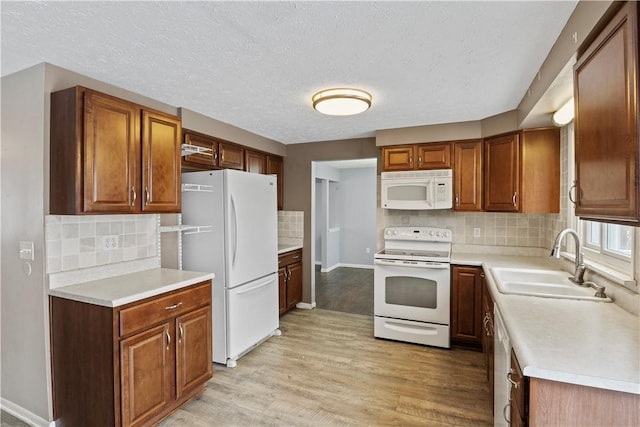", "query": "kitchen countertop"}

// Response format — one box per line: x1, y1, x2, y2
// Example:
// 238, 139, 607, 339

49, 268, 215, 308
278, 243, 303, 254
452, 253, 640, 395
